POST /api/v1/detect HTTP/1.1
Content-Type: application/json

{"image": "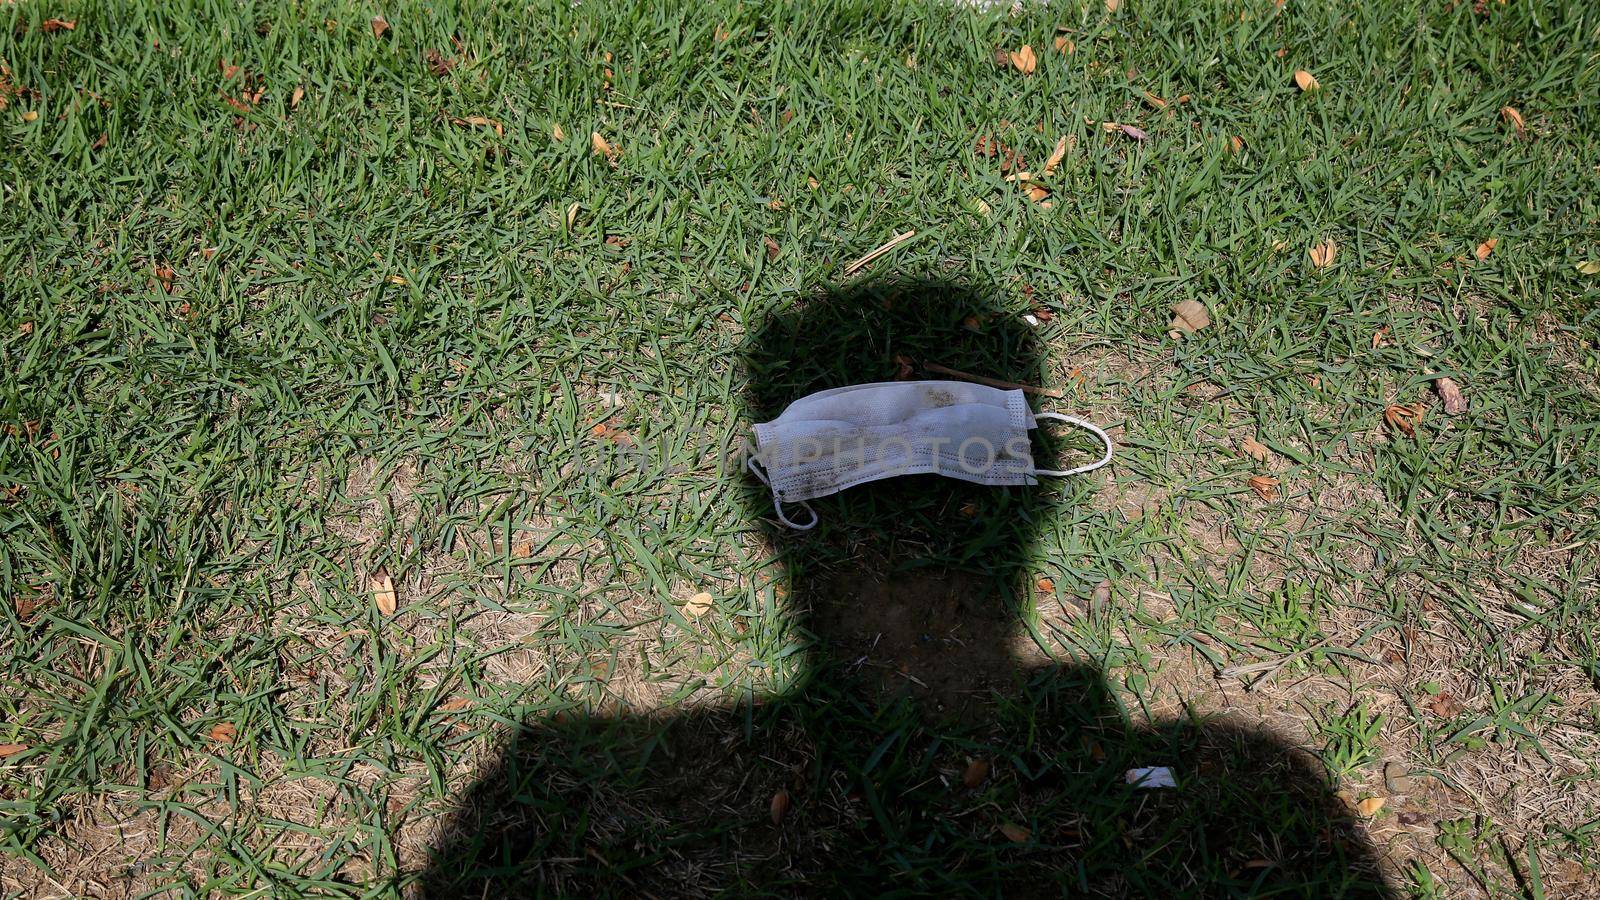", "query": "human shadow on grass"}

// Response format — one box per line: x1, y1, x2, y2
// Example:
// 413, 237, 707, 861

420, 278, 1393, 897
